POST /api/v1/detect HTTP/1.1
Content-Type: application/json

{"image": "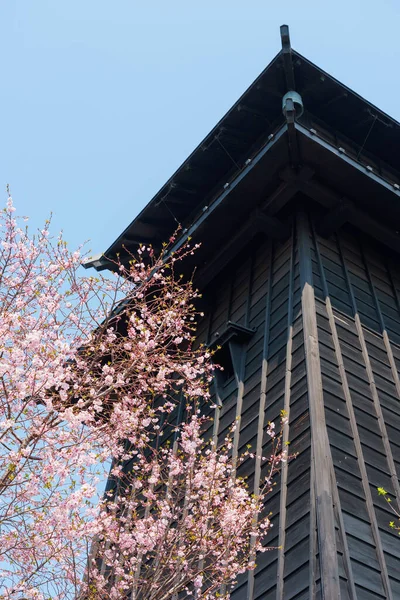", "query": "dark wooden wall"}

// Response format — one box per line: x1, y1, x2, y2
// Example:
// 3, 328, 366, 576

194, 211, 400, 600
